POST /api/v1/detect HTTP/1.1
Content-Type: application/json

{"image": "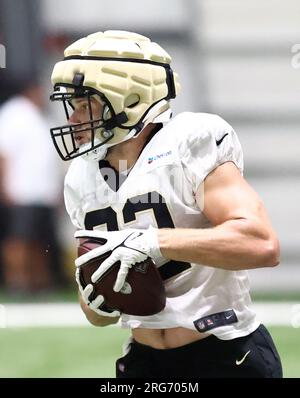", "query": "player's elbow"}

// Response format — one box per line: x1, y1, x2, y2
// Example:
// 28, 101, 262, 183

260, 237, 280, 268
